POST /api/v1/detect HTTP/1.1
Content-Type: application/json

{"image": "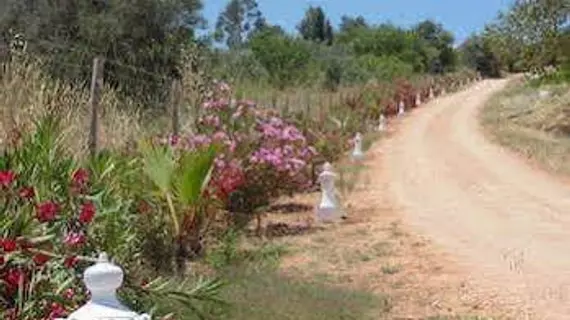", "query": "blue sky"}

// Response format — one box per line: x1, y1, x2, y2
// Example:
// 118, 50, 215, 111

202, 0, 513, 45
